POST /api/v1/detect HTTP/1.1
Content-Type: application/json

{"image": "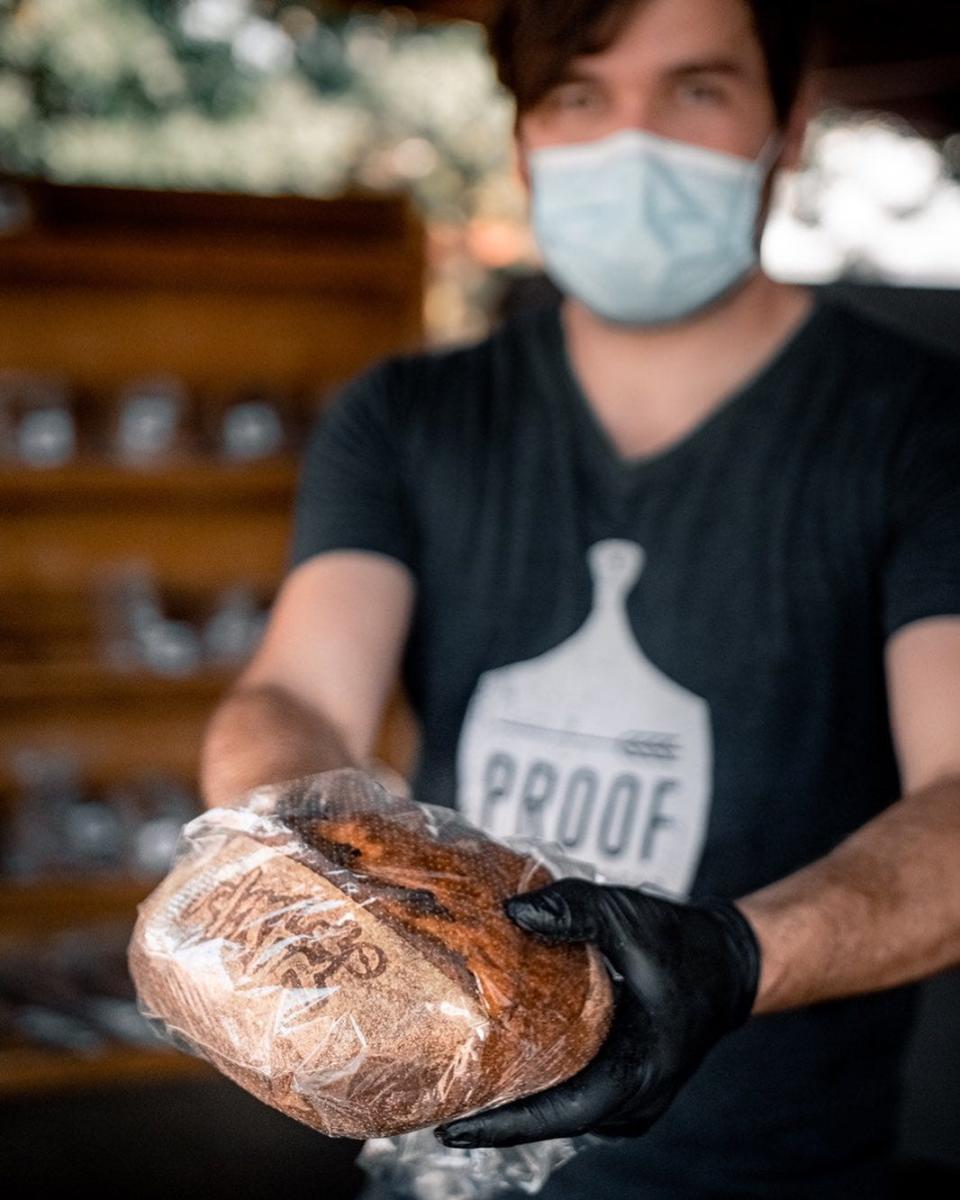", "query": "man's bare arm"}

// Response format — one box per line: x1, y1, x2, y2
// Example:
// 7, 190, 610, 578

199, 683, 356, 810
737, 773, 960, 1013
736, 616, 960, 1013
200, 551, 415, 809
